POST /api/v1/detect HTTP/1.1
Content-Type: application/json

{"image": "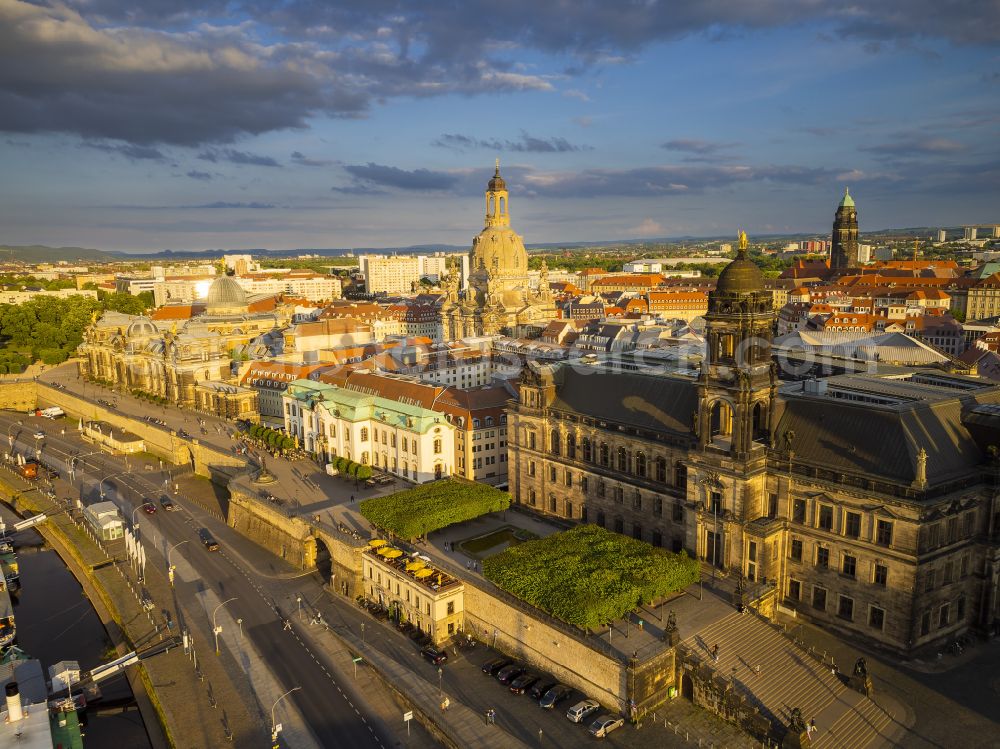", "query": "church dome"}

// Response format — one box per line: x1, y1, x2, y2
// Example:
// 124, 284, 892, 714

715, 249, 764, 295
205, 275, 247, 314
471, 227, 528, 277
488, 163, 506, 192
126, 316, 157, 339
